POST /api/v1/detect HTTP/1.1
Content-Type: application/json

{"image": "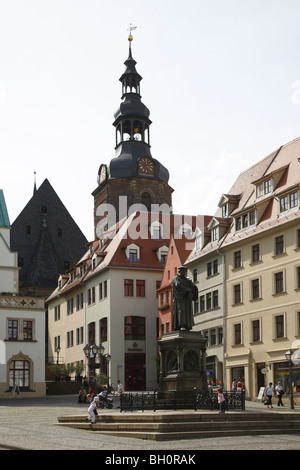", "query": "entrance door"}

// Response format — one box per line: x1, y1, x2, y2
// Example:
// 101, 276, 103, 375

256, 363, 266, 394
125, 354, 146, 391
